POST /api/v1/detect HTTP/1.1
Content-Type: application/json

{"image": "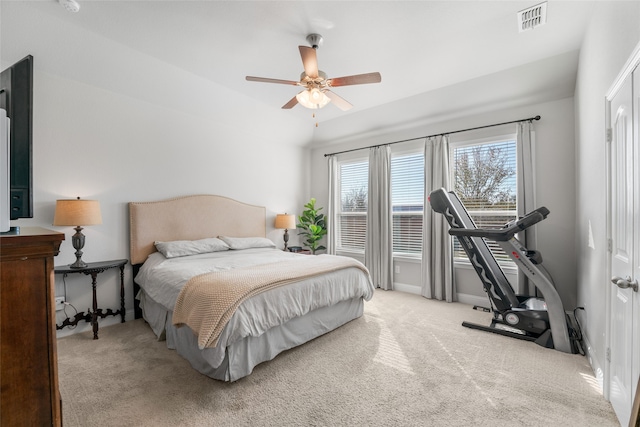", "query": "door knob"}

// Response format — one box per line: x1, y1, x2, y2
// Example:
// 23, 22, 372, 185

611, 276, 639, 292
